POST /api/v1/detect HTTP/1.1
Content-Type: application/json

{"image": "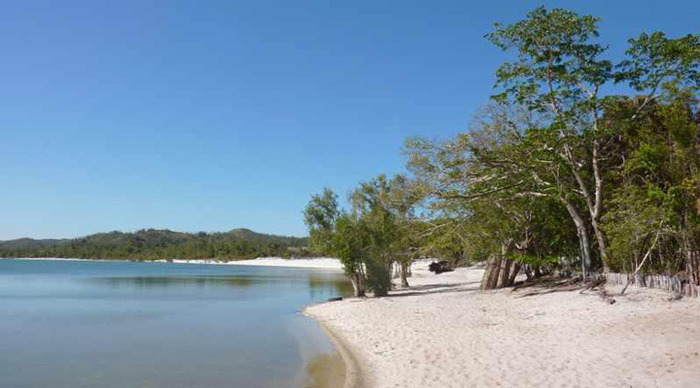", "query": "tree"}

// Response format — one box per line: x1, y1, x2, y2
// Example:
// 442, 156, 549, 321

485, 7, 700, 279
405, 103, 579, 288
485, 7, 614, 277
602, 91, 700, 284
303, 188, 367, 297
352, 174, 424, 288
